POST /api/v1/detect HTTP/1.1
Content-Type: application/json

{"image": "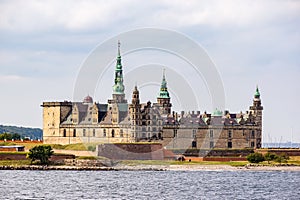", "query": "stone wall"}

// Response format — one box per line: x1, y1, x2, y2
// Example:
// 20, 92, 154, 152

171, 148, 254, 157
97, 143, 164, 160
64, 159, 105, 167
256, 149, 300, 156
